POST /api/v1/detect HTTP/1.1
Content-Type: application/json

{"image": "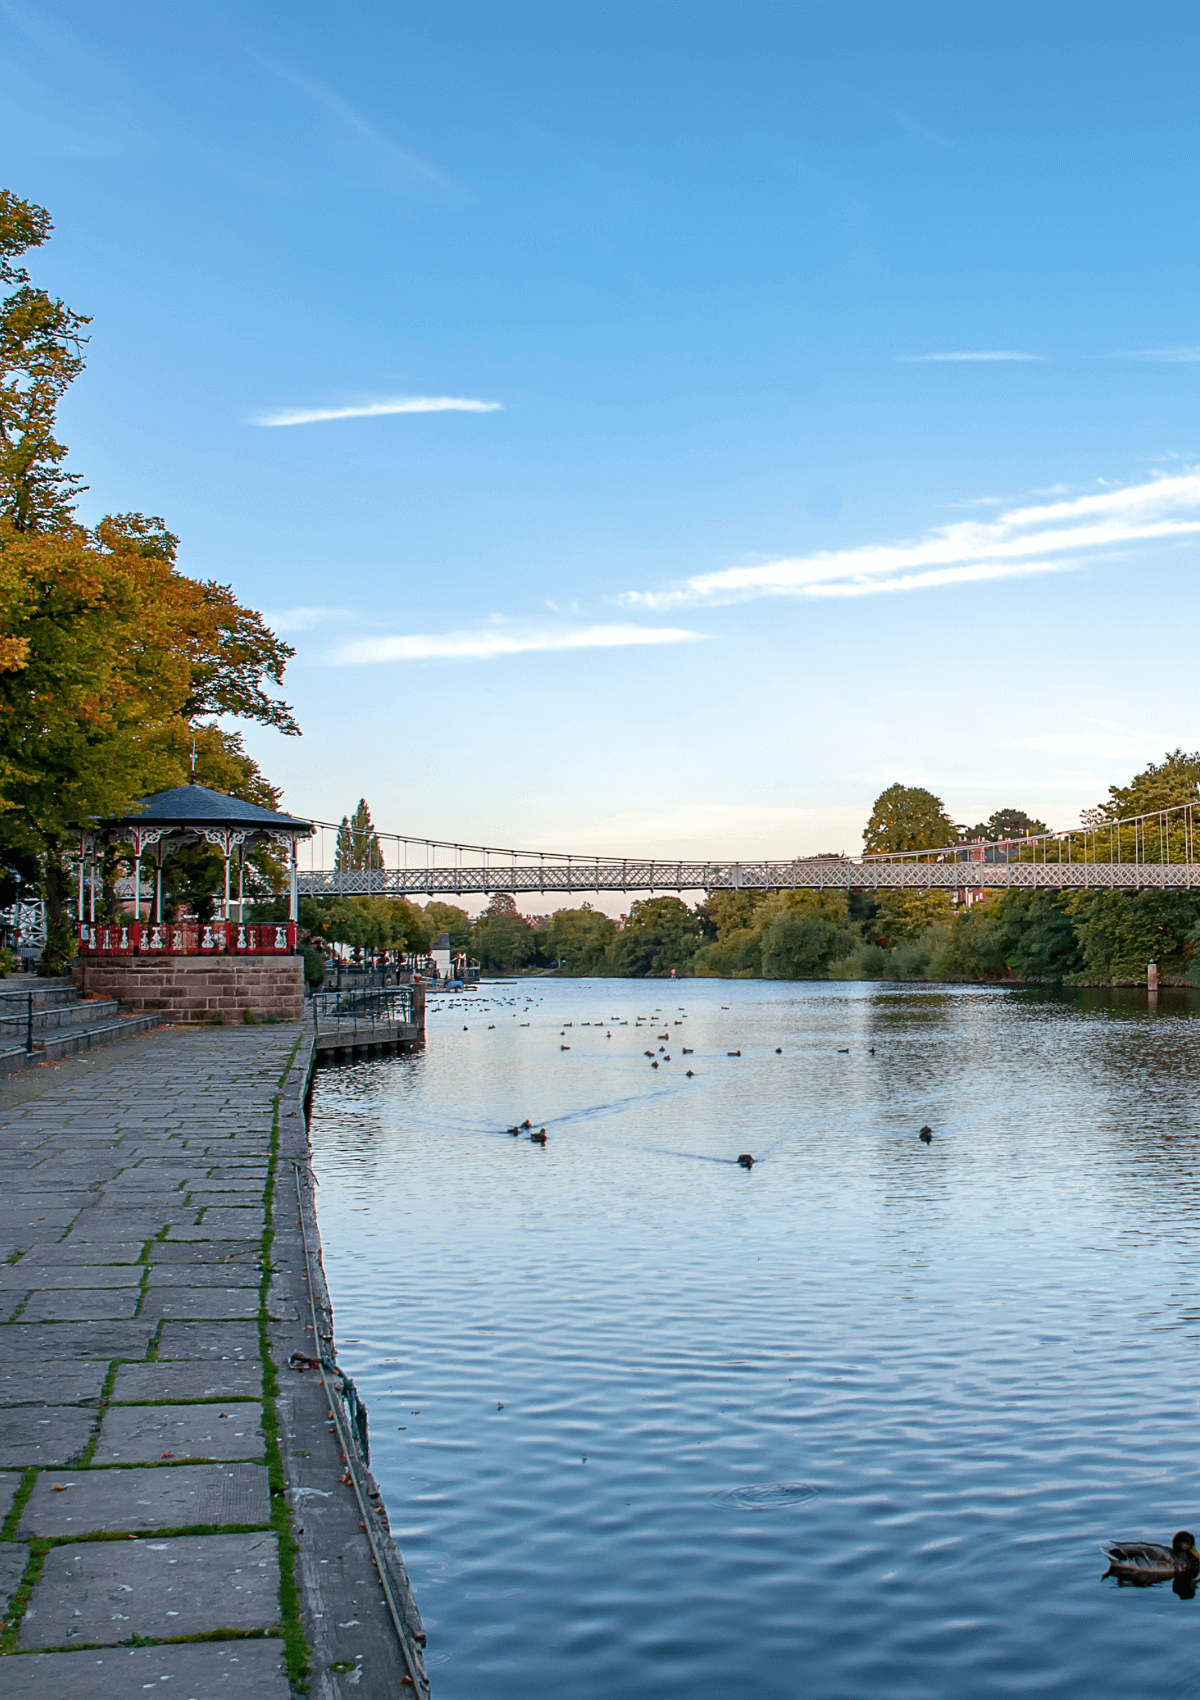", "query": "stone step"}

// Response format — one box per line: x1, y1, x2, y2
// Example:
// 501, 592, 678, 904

0, 980, 78, 1010
0, 998, 122, 1039
0, 1013, 162, 1075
